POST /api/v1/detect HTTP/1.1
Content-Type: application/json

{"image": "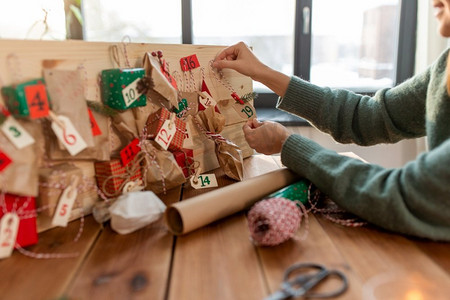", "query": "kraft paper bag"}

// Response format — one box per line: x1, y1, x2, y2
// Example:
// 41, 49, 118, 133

110, 109, 139, 157
43, 69, 97, 160
195, 107, 243, 181
0, 119, 41, 196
